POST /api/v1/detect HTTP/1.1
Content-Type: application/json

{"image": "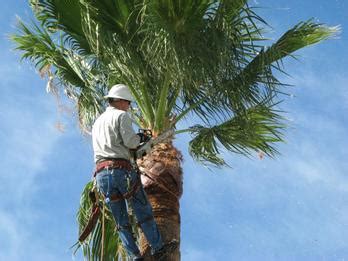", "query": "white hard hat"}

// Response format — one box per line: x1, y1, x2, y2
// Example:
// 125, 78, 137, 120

104, 84, 134, 102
